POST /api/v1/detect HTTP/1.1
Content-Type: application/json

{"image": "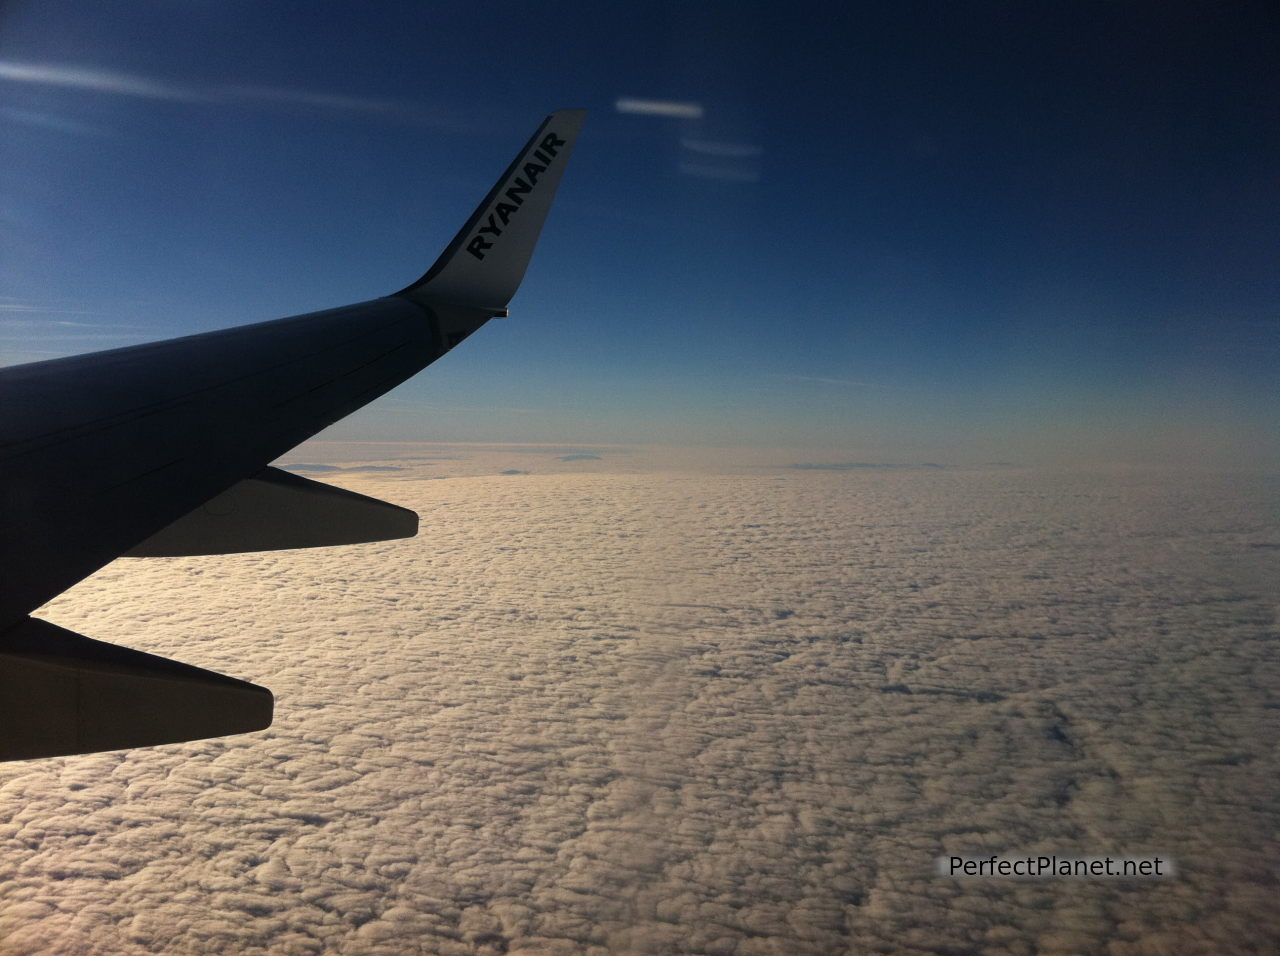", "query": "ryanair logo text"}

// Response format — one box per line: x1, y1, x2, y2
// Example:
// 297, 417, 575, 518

466, 130, 566, 260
